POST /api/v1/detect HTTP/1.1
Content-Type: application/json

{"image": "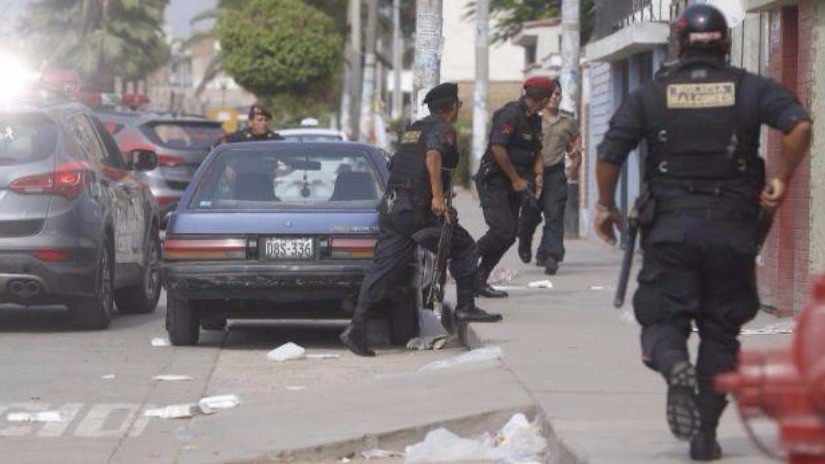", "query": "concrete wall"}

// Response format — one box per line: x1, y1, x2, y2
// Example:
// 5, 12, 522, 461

441, 0, 525, 82
582, 62, 614, 237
